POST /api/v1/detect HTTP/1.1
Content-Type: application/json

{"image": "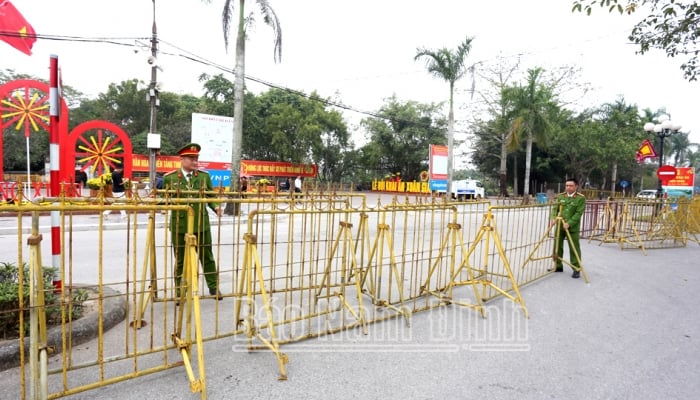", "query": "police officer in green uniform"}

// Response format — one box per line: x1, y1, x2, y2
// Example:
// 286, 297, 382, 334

163, 143, 223, 298
549, 177, 586, 278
